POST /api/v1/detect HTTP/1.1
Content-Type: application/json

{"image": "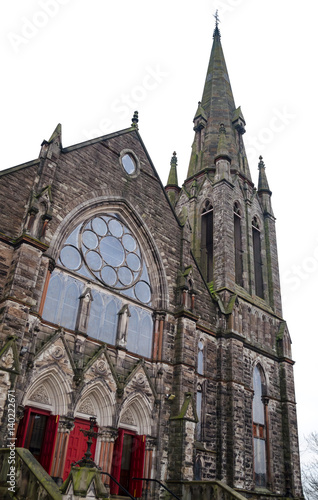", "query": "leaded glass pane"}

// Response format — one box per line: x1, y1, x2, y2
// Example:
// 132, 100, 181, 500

103, 300, 118, 345
138, 313, 153, 357
60, 281, 81, 330
126, 308, 139, 354
60, 246, 82, 270
197, 342, 204, 375
43, 272, 82, 330
196, 391, 202, 440
87, 291, 103, 340
253, 366, 265, 424
254, 437, 266, 487
134, 281, 151, 304
42, 273, 62, 324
